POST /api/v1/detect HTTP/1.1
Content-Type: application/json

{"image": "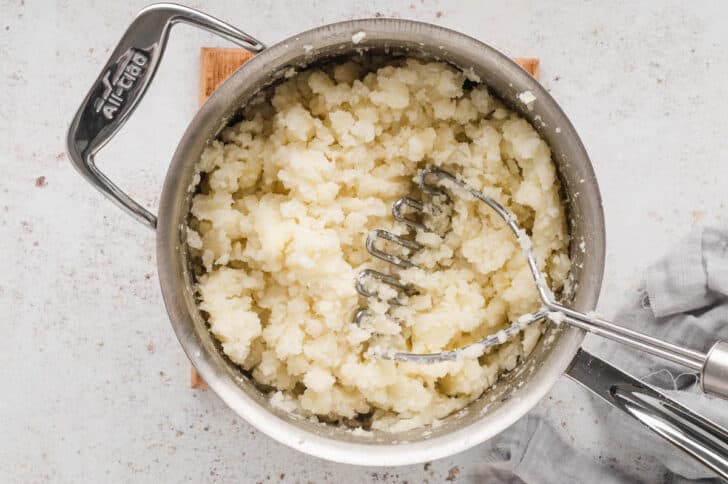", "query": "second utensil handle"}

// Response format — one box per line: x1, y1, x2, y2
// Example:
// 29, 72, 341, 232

567, 349, 728, 480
